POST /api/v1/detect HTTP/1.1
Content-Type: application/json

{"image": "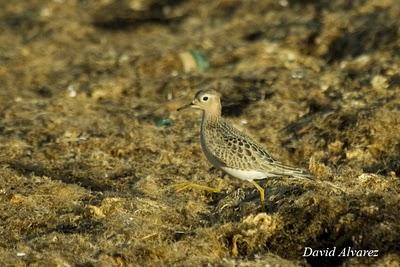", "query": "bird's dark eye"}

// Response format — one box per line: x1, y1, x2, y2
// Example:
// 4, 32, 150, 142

202, 96, 209, 101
